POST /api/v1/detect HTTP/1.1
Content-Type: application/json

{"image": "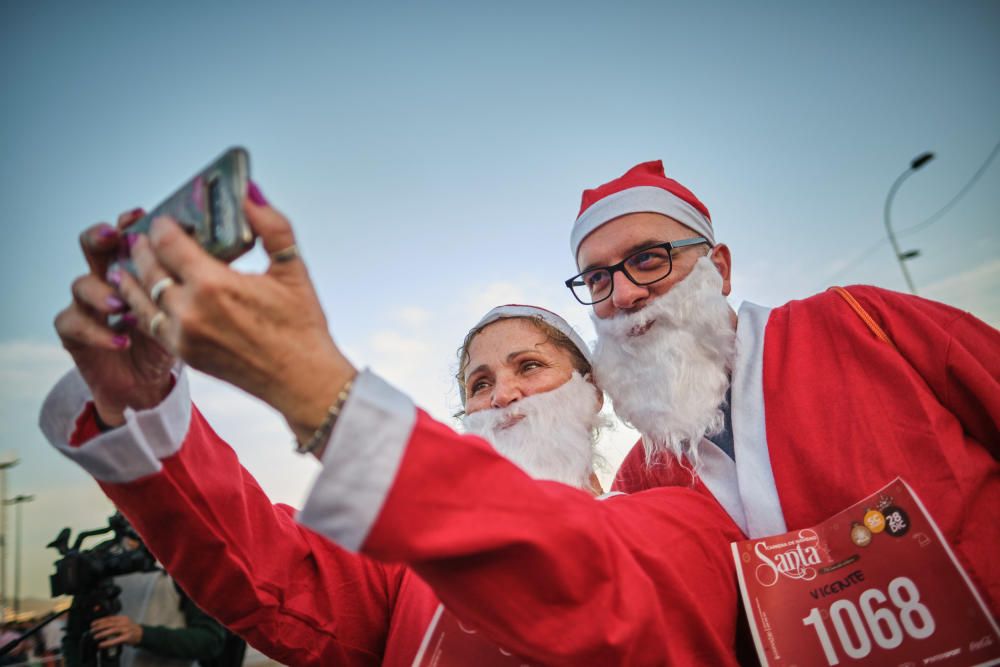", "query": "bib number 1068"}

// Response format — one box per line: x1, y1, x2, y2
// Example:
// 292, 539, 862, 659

802, 576, 935, 665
